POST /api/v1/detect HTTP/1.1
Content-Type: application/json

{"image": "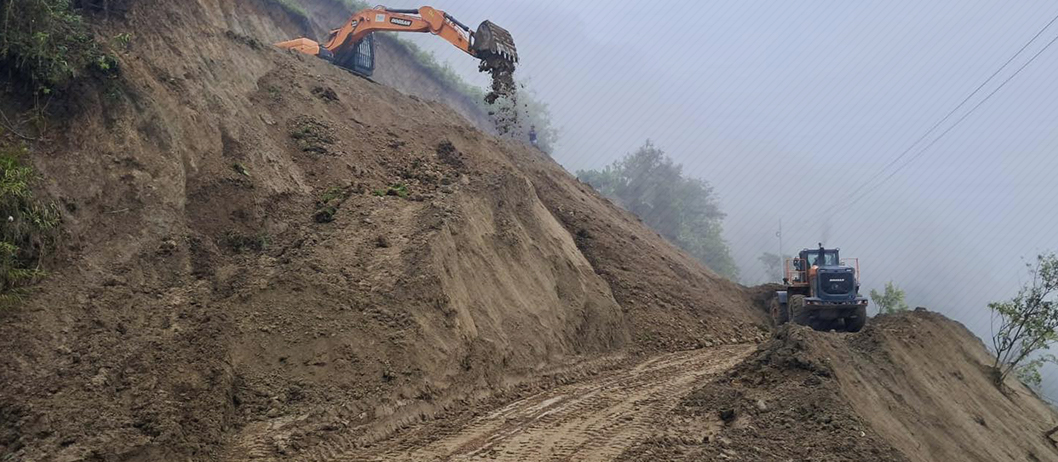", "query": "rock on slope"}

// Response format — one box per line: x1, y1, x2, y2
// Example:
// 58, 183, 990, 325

620, 311, 1058, 462
0, 0, 766, 460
